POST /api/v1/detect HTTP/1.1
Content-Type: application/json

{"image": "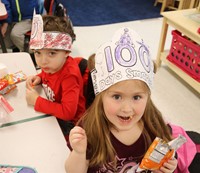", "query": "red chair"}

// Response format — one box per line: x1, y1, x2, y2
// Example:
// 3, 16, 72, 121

44, 0, 55, 15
